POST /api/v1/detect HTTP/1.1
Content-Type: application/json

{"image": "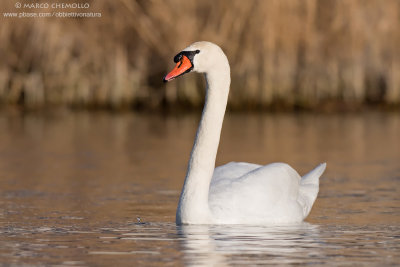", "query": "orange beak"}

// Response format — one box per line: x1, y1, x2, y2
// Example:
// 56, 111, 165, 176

163, 55, 193, 82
